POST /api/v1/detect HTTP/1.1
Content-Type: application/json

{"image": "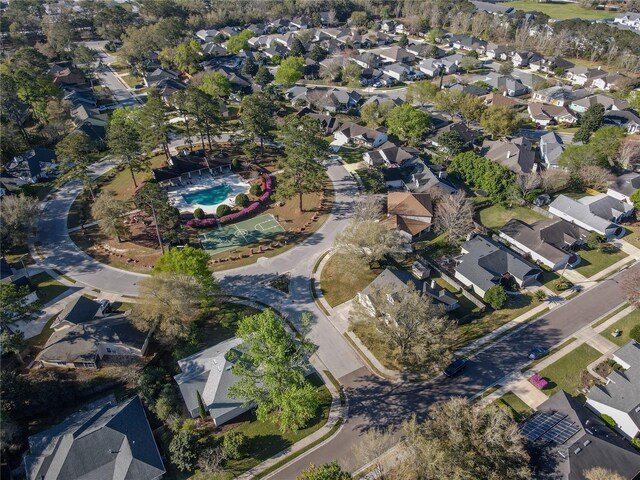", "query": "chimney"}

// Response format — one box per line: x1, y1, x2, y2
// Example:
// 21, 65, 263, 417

507, 150, 512, 158
430, 279, 436, 289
